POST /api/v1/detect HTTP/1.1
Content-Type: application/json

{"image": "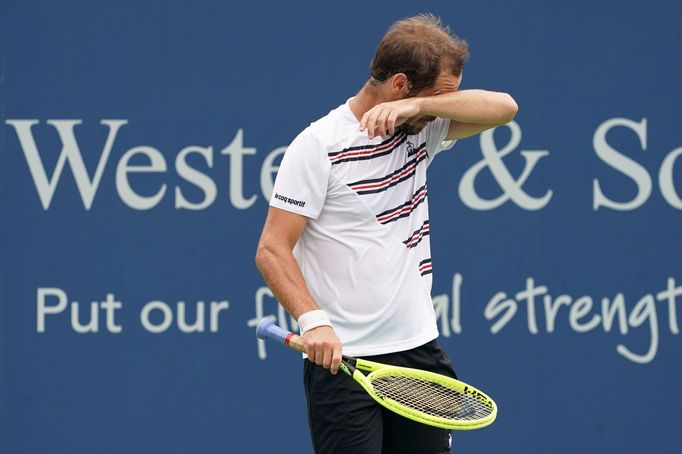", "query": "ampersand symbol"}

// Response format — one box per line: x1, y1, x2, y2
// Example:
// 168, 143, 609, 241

459, 121, 553, 210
